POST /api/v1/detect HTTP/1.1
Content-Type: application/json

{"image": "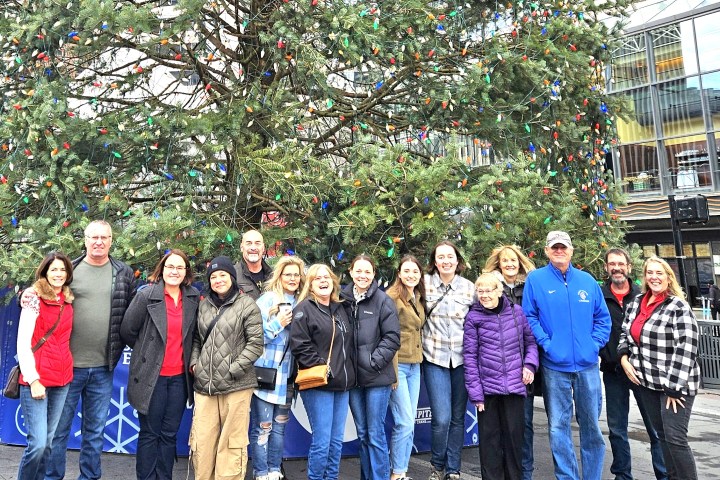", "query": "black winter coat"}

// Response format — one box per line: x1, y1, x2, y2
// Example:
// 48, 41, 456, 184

120, 281, 200, 414
72, 254, 136, 370
290, 298, 356, 391
233, 259, 273, 300
599, 280, 640, 372
341, 281, 400, 387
